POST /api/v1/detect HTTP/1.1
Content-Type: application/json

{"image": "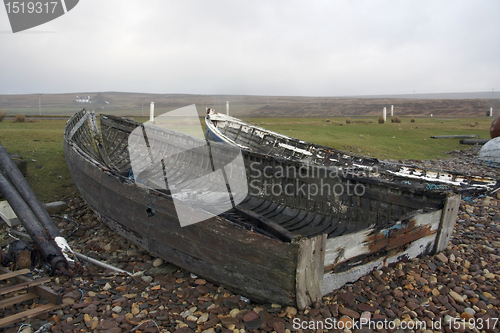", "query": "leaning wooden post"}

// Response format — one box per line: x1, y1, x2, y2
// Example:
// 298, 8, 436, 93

295, 234, 326, 309
434, 193, 461, 253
